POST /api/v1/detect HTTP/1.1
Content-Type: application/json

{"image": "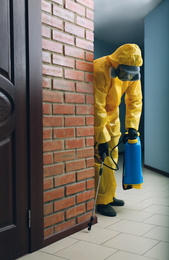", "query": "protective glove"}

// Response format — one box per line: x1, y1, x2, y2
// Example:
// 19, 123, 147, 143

122, 128, 138, 144
98, 142, 109, 161
128, 128, 138, 139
